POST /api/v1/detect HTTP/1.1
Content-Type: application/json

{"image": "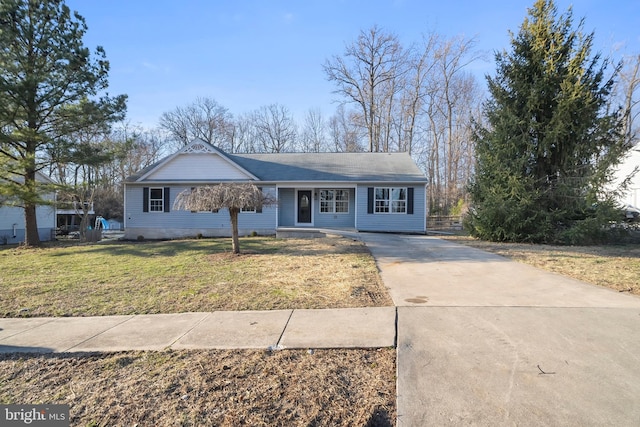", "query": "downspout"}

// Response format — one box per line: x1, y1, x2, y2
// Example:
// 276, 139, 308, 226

54, 189, 58, 232
424, 184, 428, 233
354, 186, 359, 230
275, 185, 279, 231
